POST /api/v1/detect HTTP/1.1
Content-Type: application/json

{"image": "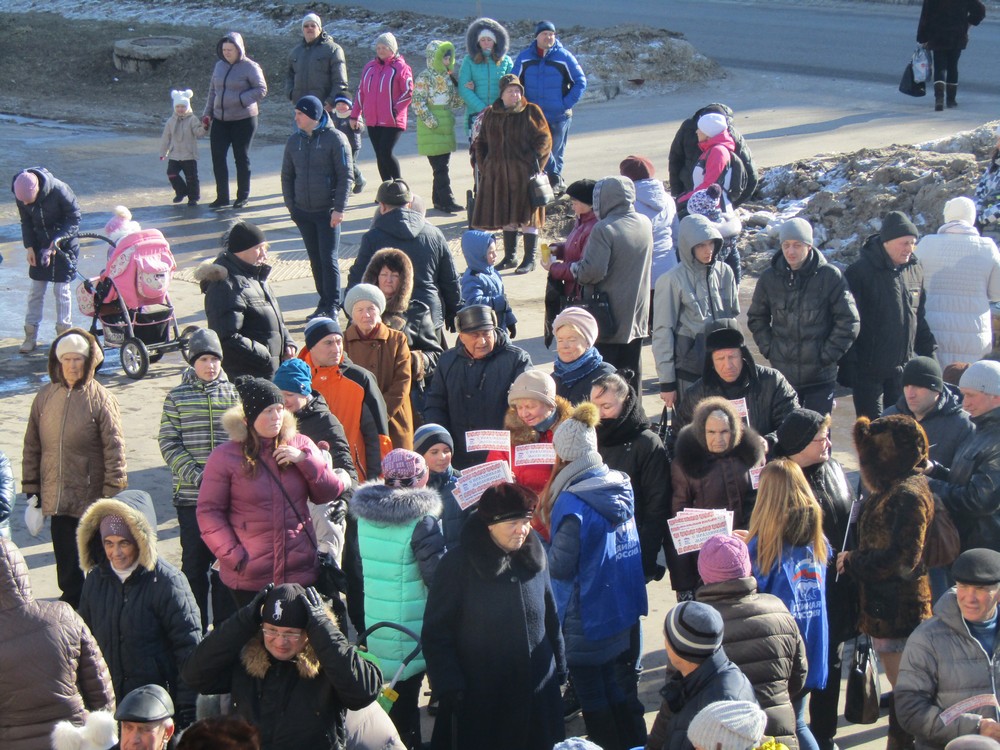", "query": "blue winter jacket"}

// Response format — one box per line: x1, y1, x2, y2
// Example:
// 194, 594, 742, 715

428, 466, 468, 551
511, 40, 587, 124
548, 458, 648, 666
460, 230, 517, 329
